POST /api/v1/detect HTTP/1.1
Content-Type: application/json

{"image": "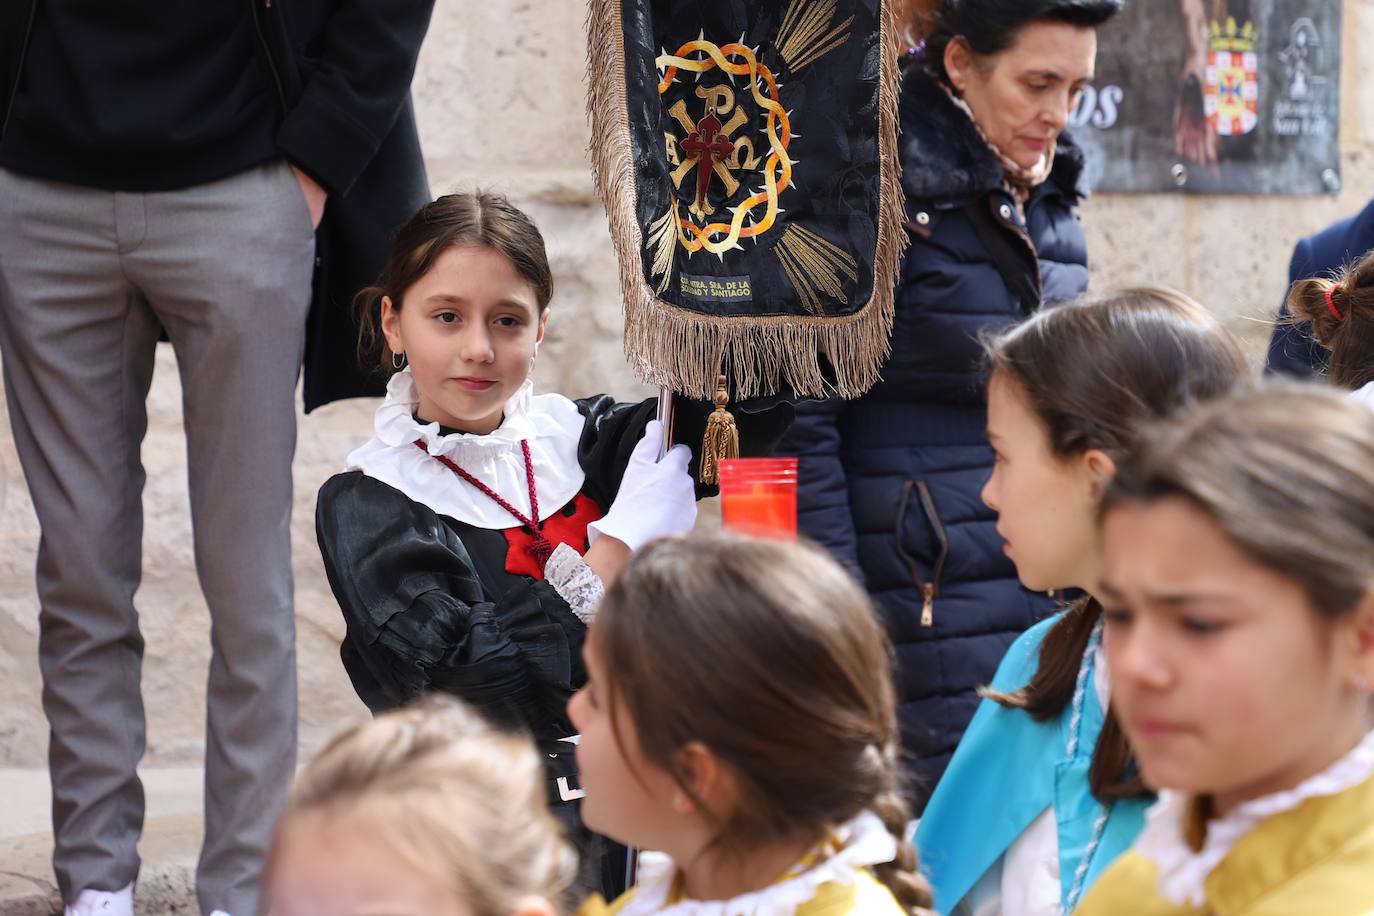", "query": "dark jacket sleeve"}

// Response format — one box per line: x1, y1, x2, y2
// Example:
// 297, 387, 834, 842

572, 392, 796, 508
275, 1, 436, 195
1265, 236, 1325, 377
316, 472, 586, 731
772, 396, 863, 581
